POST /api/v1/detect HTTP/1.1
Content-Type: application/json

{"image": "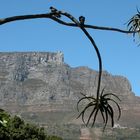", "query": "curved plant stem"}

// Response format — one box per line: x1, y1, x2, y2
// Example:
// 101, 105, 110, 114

59, 11, 102, 100
0, 6, 123, 128
0, 13, 139, 34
